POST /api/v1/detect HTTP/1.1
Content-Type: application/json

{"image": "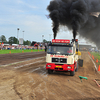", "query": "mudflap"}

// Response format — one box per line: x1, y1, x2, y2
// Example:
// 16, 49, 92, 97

79, 59, 83, 67
75, 61, 78, 72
